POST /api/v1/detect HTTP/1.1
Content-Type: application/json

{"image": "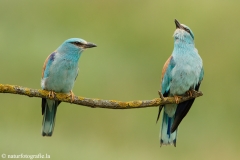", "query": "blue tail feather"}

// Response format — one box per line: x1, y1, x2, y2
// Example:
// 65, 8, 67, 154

160, 112, 177, 147
42, 99, 59, 136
